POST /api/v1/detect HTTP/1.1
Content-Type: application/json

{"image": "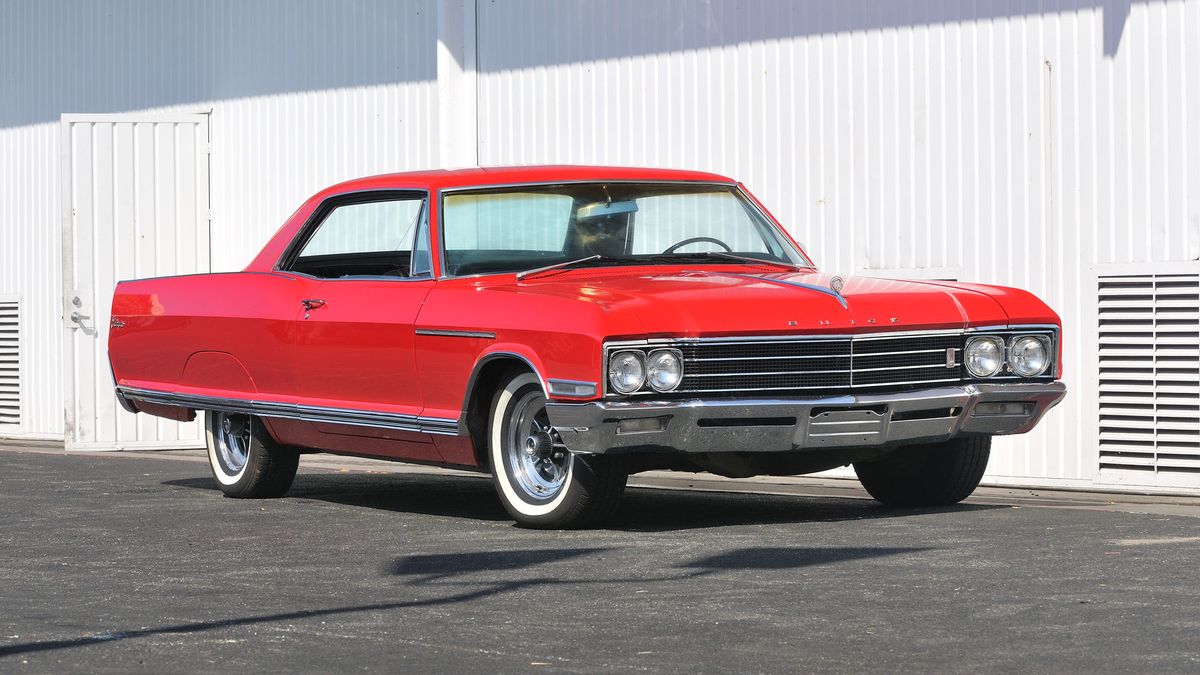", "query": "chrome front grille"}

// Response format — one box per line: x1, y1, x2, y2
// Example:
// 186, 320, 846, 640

674, 333, 964, 394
